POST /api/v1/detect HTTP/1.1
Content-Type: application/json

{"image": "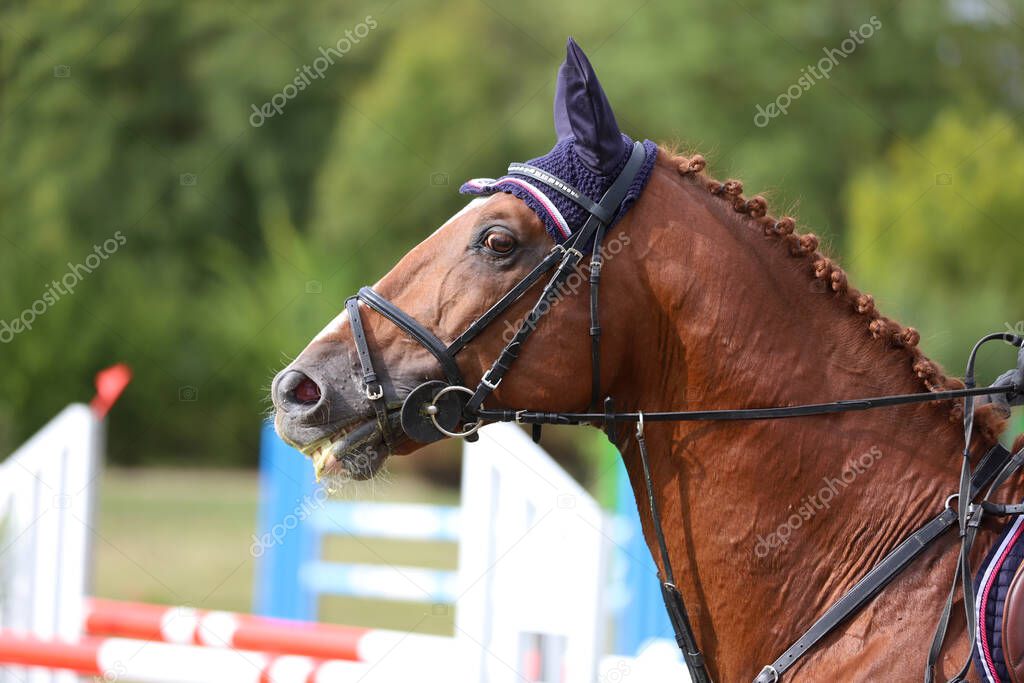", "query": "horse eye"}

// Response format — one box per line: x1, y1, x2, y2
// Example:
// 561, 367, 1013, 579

483, 230, 516, 254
